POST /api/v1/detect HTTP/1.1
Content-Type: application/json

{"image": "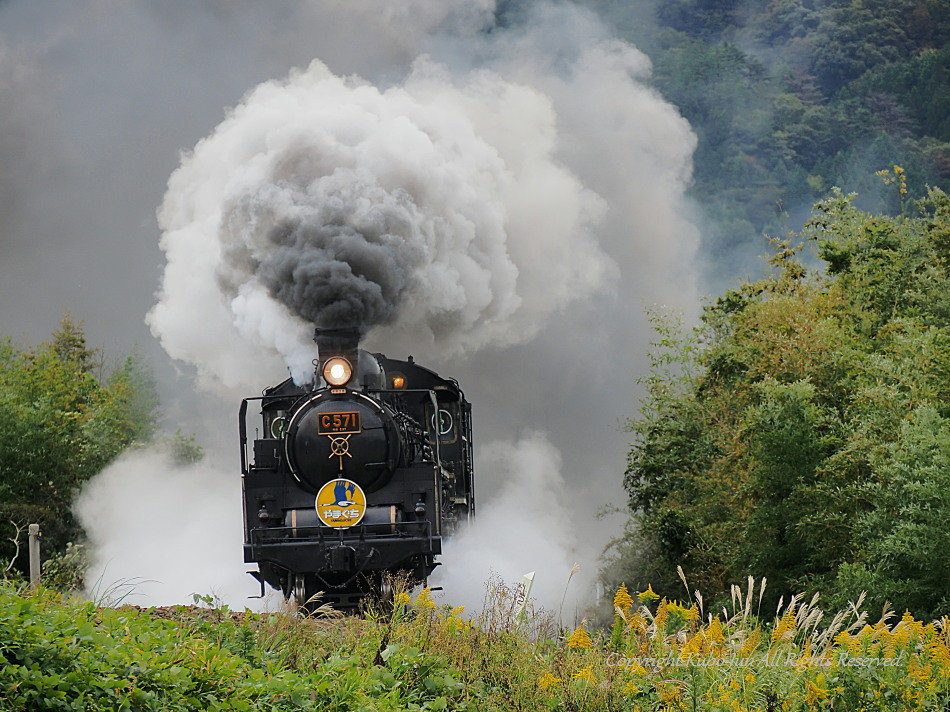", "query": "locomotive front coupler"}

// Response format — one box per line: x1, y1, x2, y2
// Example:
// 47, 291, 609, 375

327, 545, 357, 572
